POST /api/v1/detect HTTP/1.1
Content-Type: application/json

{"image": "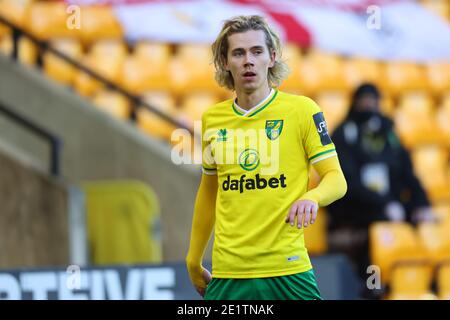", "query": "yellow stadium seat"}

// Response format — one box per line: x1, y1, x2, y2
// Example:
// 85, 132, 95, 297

141, 91, 177, 111
74, 40, 127, 96
0, 24, 7, 39
394, 115, 436, 148
295, 58, 322, 95
343, 58, 384, 90
411, 145, 448, 194
177, 44, 211, 63
388, 263, 434, 298
394, 113, 439, 148
121, 42, 172, 93
418, 222, 450, 267
92, 90, 131, 120
394, 91, 441, 147
437, 94, 450, 147
0, 30, 11, 54
90, 39, 127, 58
18, 37, 37, 66
0, 33, 37, 66
388, 292, 438, 300
304, 208, 328, 255
134, 41, 172, 61
0, 31, 11, 55
398, 91, 434, 115
426, 62, 450, 95
298, 51, 349, 95
442, 92, 450, 111
0, 0, 32, 28
43, 38, 83, 86
370, 222, 427, 283
314, 91, 350, 133
171, 44, 227, 96
309, 51, 348, 87
73, 55, 104, 96
0, 0, 37, 65
433, 205, 450, 225
436, 111, 450, 148
437, 264, 450, 300
27, 2, 80, 39
136, 92, 178, 141
278, 44, 302, 92
78, 5, 123, 44
383, 62, 428, 96
179, 92, 219, 129
83, 180, 162, 265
